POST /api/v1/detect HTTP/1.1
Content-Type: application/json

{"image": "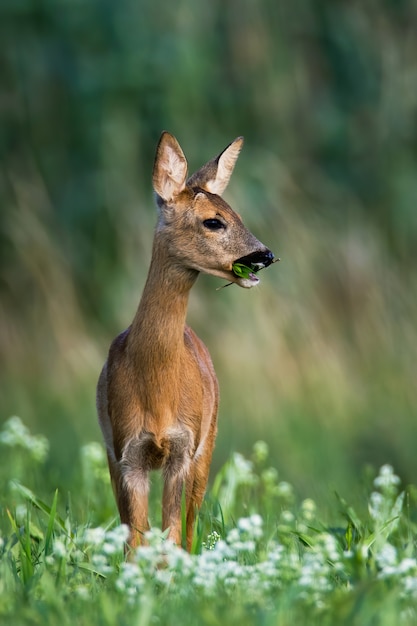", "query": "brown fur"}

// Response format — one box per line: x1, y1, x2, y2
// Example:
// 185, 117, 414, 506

96, 132, 272, 550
